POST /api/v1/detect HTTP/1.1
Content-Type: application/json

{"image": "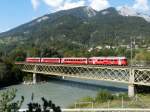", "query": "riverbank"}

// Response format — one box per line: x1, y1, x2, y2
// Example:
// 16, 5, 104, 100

69, 90, 150, 108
